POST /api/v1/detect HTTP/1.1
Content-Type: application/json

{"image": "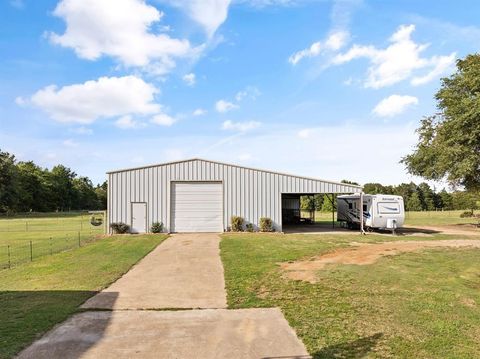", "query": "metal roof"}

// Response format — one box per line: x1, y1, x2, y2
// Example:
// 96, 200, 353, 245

107, 158, 363, 189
